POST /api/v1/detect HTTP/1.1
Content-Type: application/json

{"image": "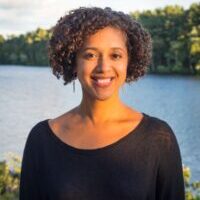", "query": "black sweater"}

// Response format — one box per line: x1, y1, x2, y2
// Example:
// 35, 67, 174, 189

20, 113, 185, 200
